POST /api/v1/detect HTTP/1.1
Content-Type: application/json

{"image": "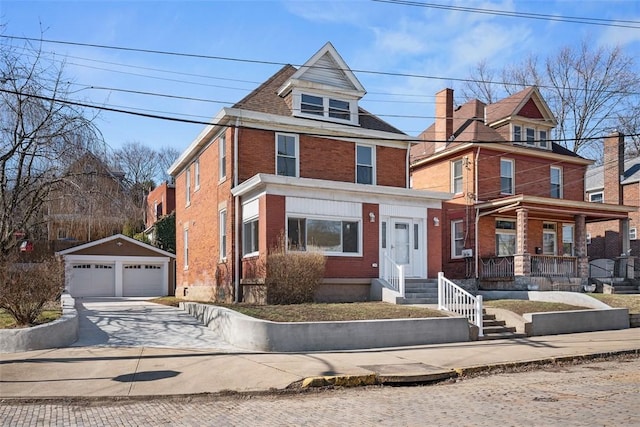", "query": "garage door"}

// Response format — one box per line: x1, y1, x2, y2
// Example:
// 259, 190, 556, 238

70, 263, 115, 297
123, 264, 165, 297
